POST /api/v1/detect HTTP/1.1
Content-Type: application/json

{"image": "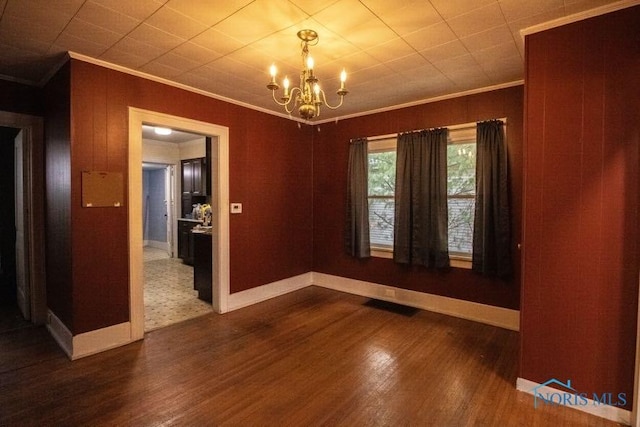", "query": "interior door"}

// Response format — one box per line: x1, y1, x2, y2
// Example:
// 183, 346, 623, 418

14, 130, 29, 320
